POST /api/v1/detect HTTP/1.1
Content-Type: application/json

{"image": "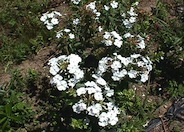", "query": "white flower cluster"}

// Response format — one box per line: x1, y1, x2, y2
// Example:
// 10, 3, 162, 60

86, 1, 101, 19
104, 0, 119, 10
102, 31, 123, 48
73, 100, 120, 127
98, 102, 120, 126
97, 53, 152, 82
40, 11, 62, 30
71, 0, 81, 5
123, 33, 146, 49
122, 6, 138, 28
48, 54, 84, 91
72, 74, 119, 127
73, 18, 80, 25
56, 28, 75, 39
76, 74, 114, 100
110, 1, 119, 9
44, 1, 153, 128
